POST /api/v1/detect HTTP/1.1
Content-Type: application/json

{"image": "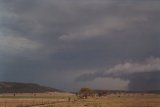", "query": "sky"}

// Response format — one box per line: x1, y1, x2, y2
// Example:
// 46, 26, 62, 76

0, 0, 160, 91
